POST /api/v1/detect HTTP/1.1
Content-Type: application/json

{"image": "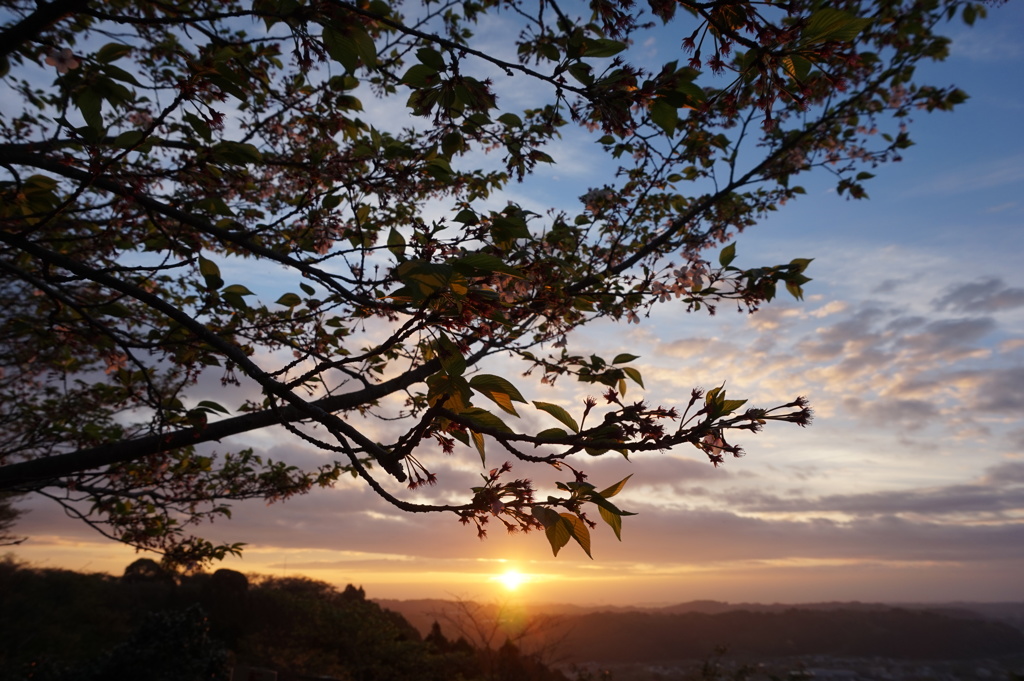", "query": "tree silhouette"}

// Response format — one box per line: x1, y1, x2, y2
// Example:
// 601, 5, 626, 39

0, 493, 24, 546
0, 0, 983, 563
